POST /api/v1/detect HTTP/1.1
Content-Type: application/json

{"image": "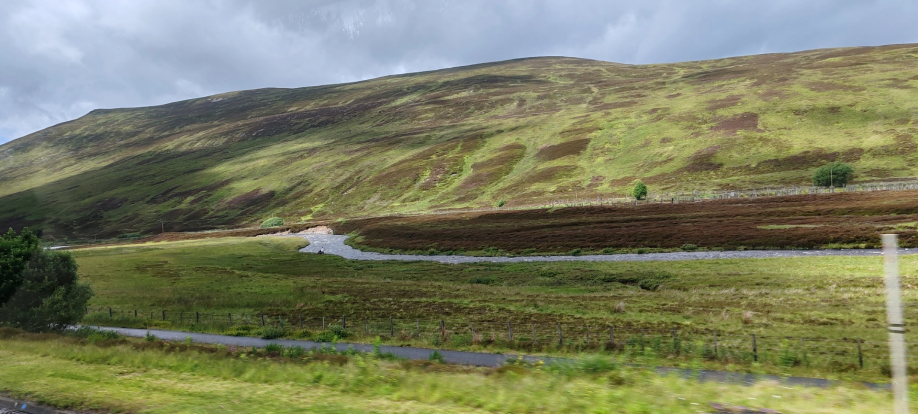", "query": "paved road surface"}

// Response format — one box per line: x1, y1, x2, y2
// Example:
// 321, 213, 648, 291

96, 326, 880, 389
298, 234, 917, 264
